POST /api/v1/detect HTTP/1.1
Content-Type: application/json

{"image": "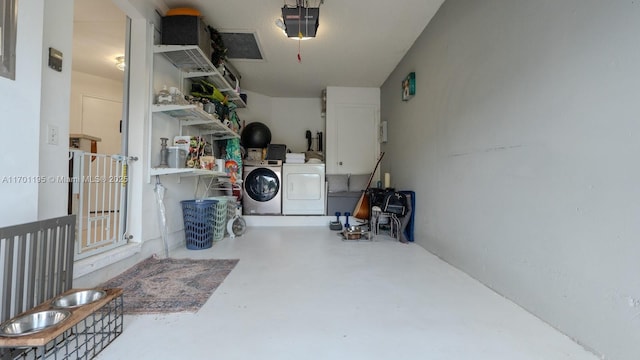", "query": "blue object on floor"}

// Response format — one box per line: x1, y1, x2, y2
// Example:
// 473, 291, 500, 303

330, 211, 343, 231
181, 199, 217, 250
400, 191, 415, 242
